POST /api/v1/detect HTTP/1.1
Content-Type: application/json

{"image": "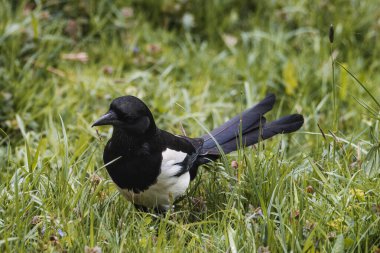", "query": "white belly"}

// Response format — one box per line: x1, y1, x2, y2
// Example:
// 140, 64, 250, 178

118, 148, 190, 209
